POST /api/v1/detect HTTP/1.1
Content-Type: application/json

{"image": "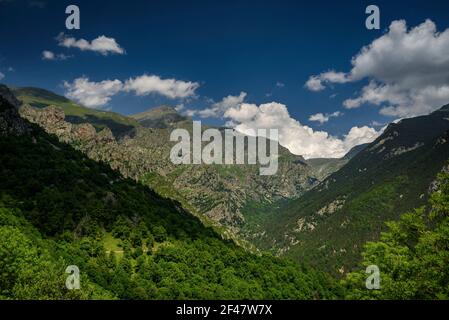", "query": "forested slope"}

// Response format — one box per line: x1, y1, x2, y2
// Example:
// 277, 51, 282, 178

0, 91, 339, 300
